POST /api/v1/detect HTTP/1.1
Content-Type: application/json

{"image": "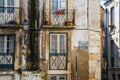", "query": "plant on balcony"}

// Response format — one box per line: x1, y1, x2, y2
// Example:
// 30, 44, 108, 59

65, 21, 73, 26
45, 20, 51, 25
55, 11, 64, 15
